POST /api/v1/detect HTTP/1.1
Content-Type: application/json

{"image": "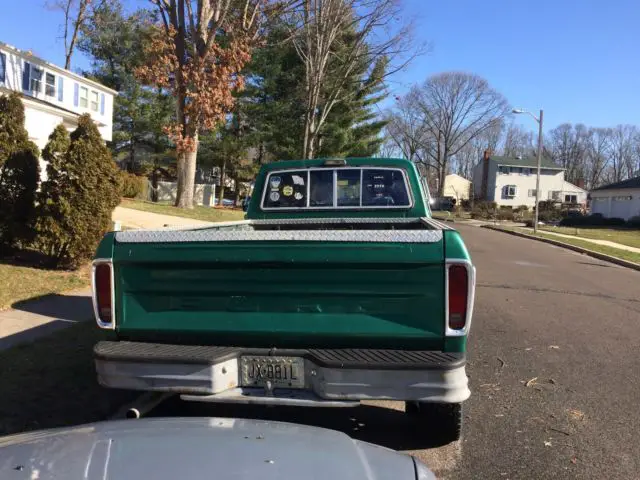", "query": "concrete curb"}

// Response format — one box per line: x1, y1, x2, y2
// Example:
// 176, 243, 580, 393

482, 225, 640, 272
